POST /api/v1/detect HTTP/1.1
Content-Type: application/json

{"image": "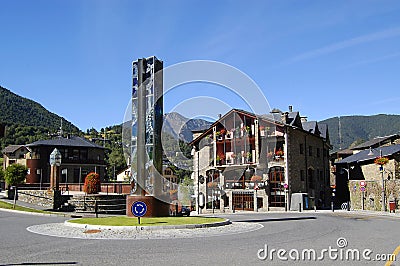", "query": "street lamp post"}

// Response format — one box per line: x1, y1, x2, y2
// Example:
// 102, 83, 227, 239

381, 169, 386, 212
192, 146, 201, 214
379, 150, 386, 212
283, 183, 288, 211
341, 165, 351, 211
